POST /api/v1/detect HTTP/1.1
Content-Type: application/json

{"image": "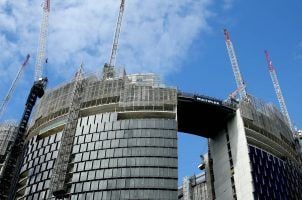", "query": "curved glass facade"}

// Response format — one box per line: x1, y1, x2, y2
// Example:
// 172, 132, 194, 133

18, 131, 62, 199
18, 113, 177, 200
67, 113, 177, 199
14, 72, 178, 199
